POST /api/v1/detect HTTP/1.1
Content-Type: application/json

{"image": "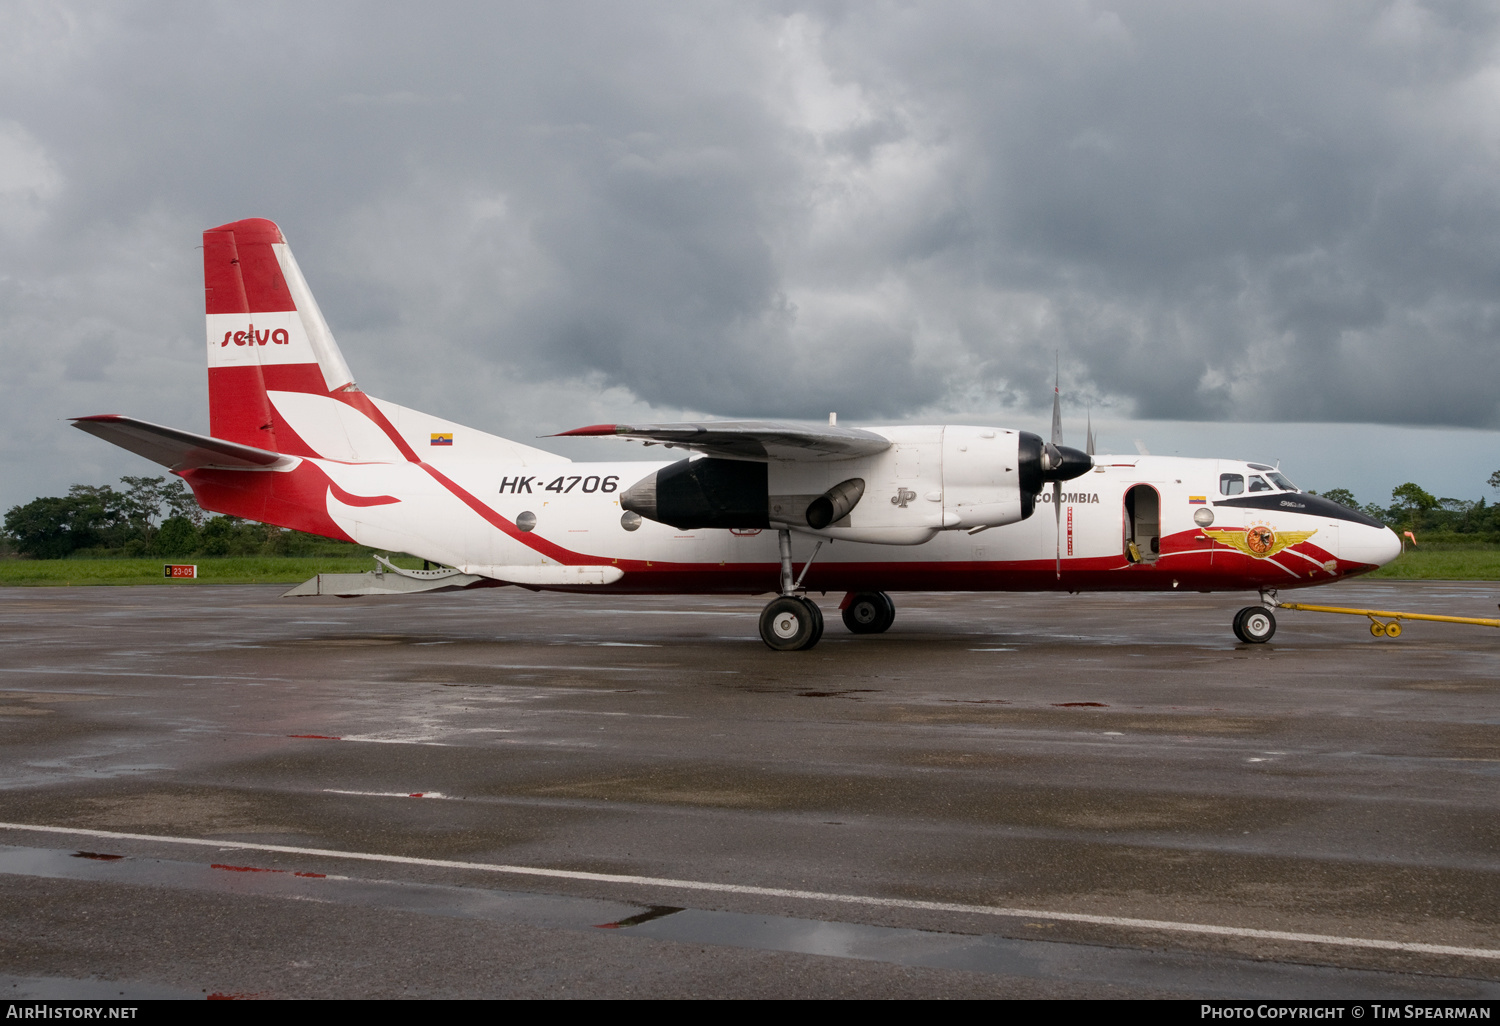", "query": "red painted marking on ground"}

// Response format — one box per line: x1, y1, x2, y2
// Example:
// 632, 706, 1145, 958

594, 923, 621, 929
288, 734, 341, 740
409, 793, 424, 798
72, 851, 124, 861
211, 862, 325, 878
1052, 702, 1108, 708
213, 863, 280, 873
